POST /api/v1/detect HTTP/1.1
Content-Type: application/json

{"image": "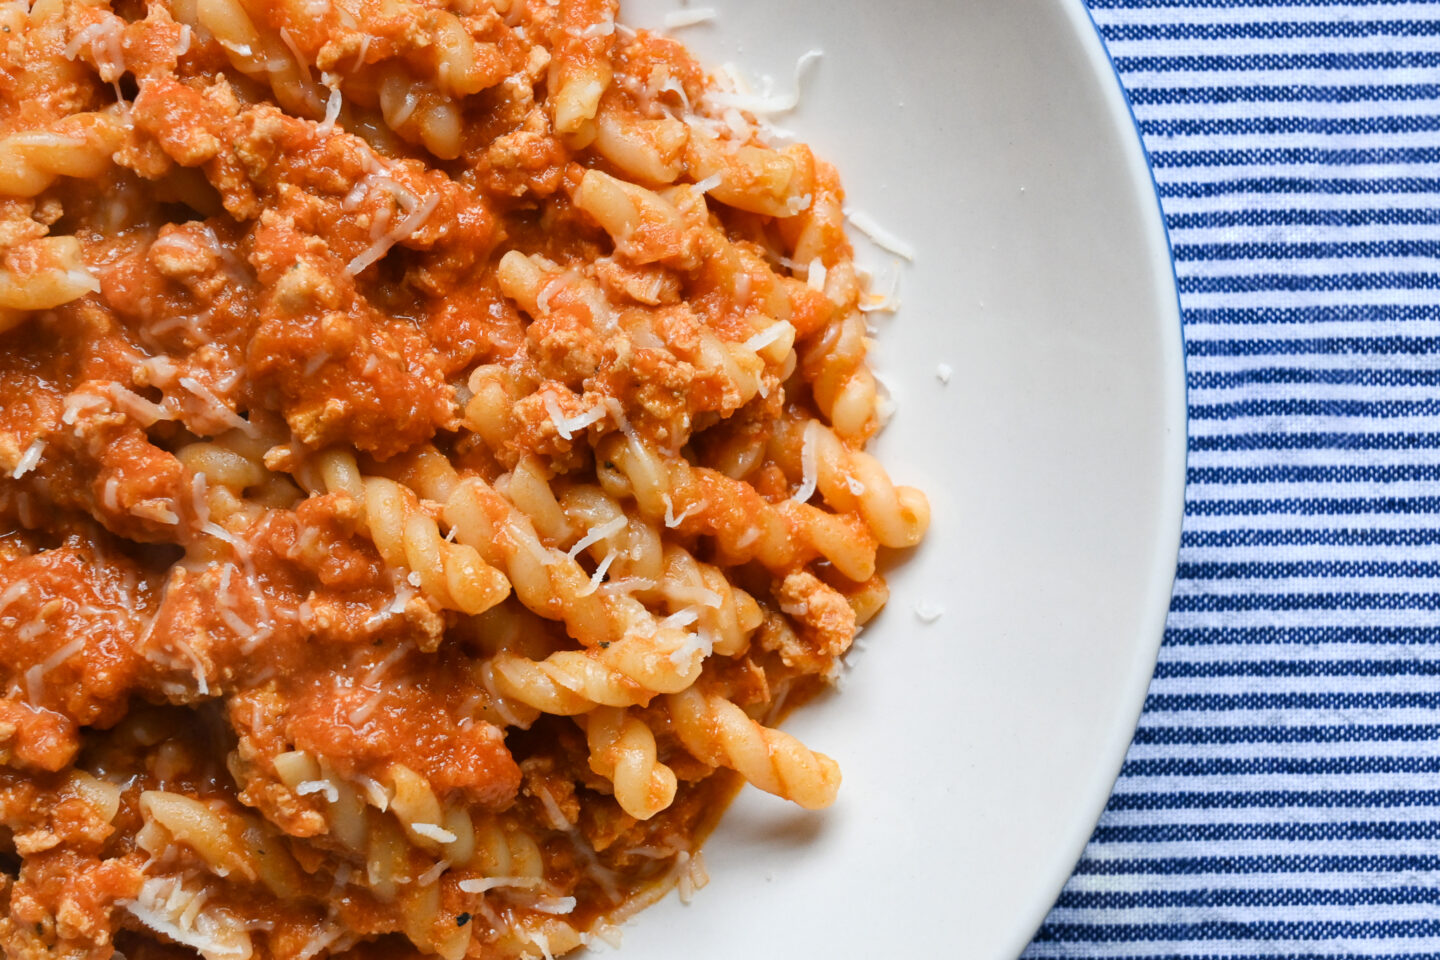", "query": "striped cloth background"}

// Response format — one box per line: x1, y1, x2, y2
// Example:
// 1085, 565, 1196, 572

1024, 1, 1440, 957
